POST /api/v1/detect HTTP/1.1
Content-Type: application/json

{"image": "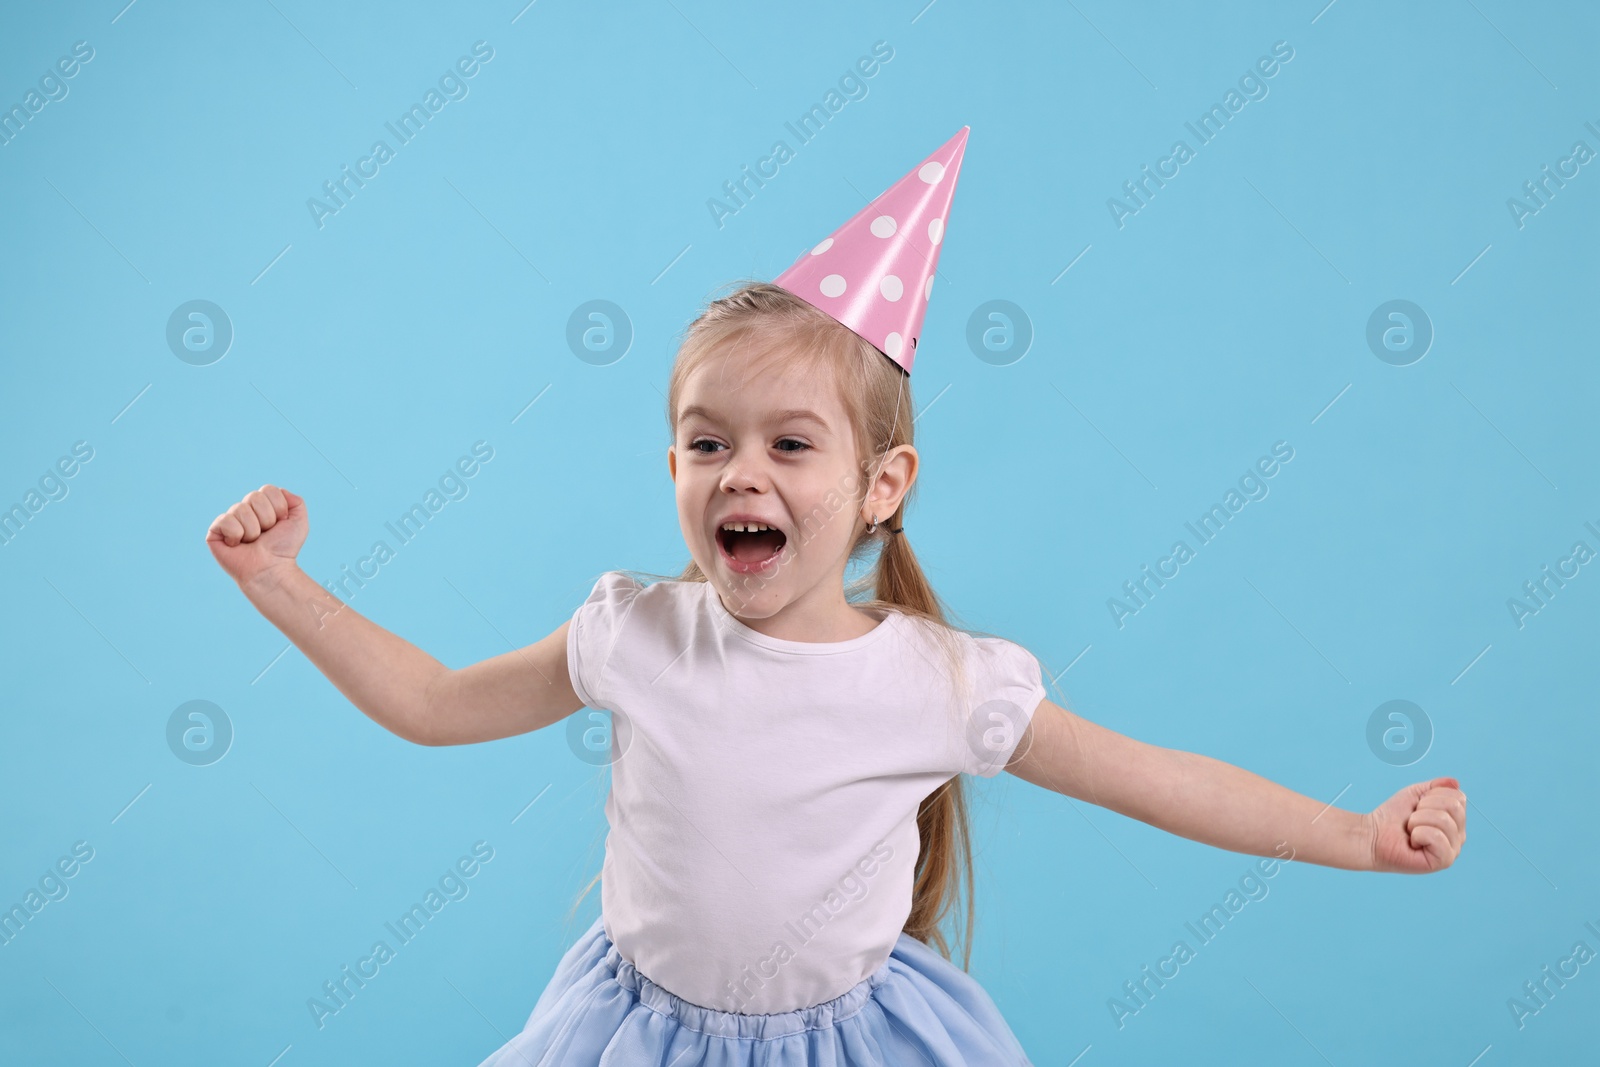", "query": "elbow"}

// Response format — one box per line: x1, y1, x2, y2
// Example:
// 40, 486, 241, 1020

400, 715, 444, 746
413, 668, 453, 747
